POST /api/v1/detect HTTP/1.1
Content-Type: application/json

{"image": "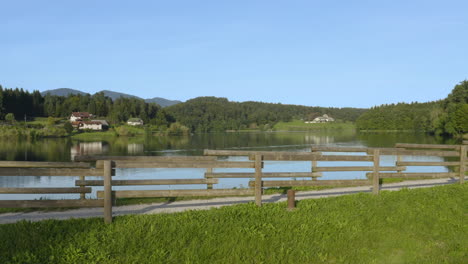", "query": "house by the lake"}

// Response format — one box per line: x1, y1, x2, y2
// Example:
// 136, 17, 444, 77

70, 112, 92, 122
305, 114, 335, 124
72, 120, 109, 131
127, 118, 144, 126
